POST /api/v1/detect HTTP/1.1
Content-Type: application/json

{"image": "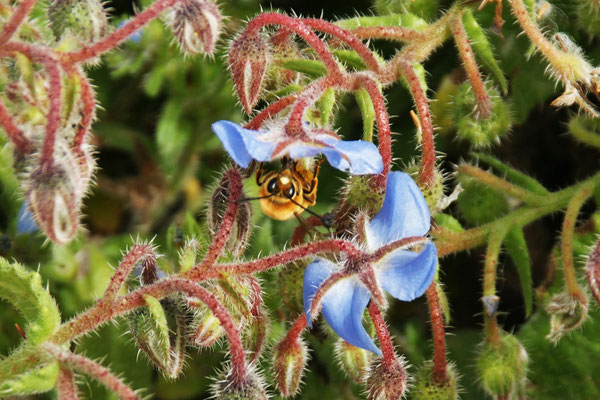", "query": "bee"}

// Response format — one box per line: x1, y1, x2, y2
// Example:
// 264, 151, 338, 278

255, 156, 323, 221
